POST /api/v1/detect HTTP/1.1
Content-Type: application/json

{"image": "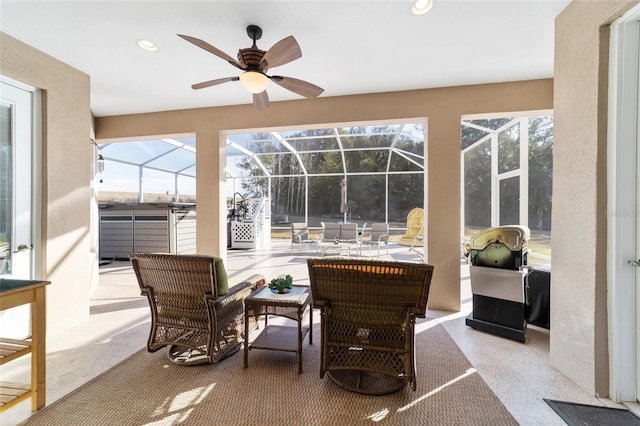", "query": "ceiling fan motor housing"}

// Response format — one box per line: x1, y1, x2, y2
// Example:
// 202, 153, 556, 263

238, 47, 266, 70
